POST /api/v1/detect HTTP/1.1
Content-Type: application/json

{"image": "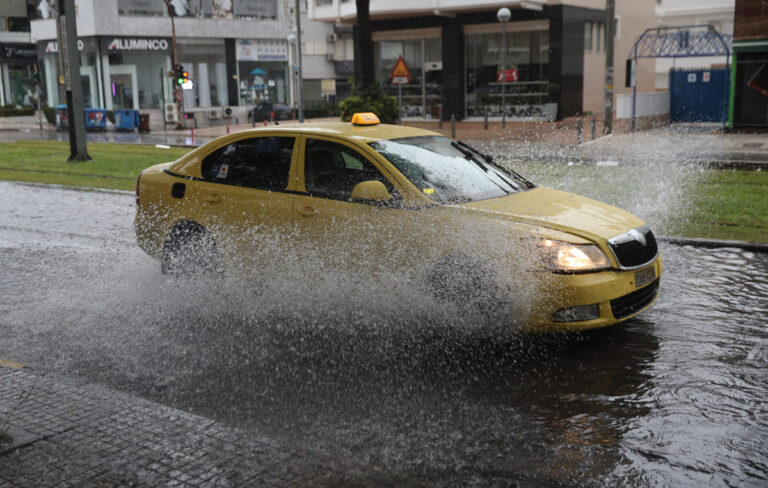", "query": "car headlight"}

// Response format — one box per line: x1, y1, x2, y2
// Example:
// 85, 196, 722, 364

537, 240, 611, 272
